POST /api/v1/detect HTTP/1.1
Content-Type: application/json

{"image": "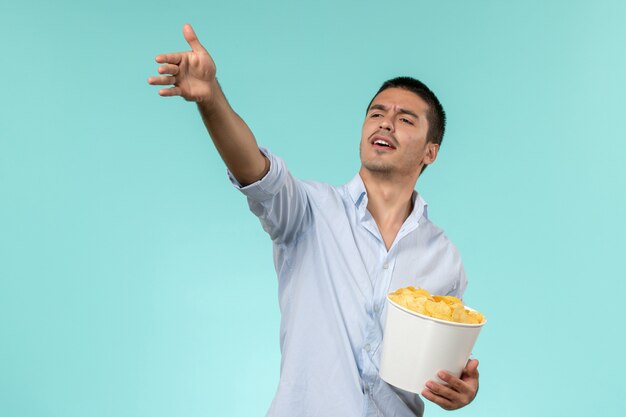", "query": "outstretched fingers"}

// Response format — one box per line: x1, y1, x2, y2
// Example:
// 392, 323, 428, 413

148, 76, 181, 97
155, 53, 183, 65
158, 86, 182, 97
183, 23, 206, 53
147, 75, 176, 86
158, 64, 179, 75
149, 24, 213, 99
